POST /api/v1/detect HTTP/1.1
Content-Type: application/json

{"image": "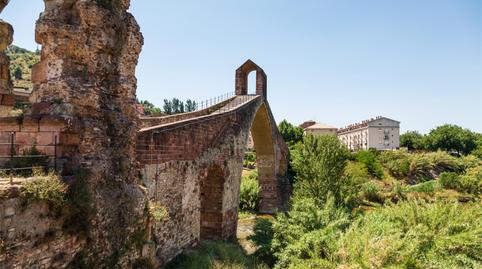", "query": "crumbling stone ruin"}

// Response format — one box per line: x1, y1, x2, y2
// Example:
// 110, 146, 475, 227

0, 1, 289, 268
0, 0, 14, 116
